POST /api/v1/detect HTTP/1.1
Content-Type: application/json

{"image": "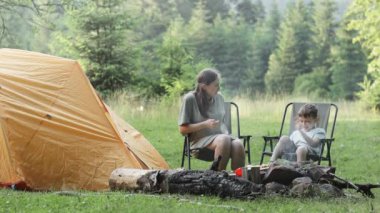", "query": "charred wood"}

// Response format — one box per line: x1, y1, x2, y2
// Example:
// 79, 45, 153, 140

168, 170, 262, 199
